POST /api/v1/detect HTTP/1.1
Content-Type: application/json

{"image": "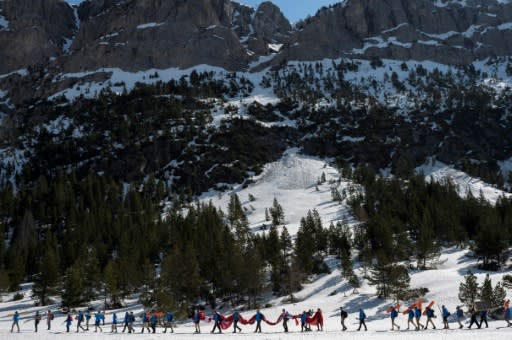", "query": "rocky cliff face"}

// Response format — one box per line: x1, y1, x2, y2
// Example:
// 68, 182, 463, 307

0, 0, 76, 74
275, 0, 512, 65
